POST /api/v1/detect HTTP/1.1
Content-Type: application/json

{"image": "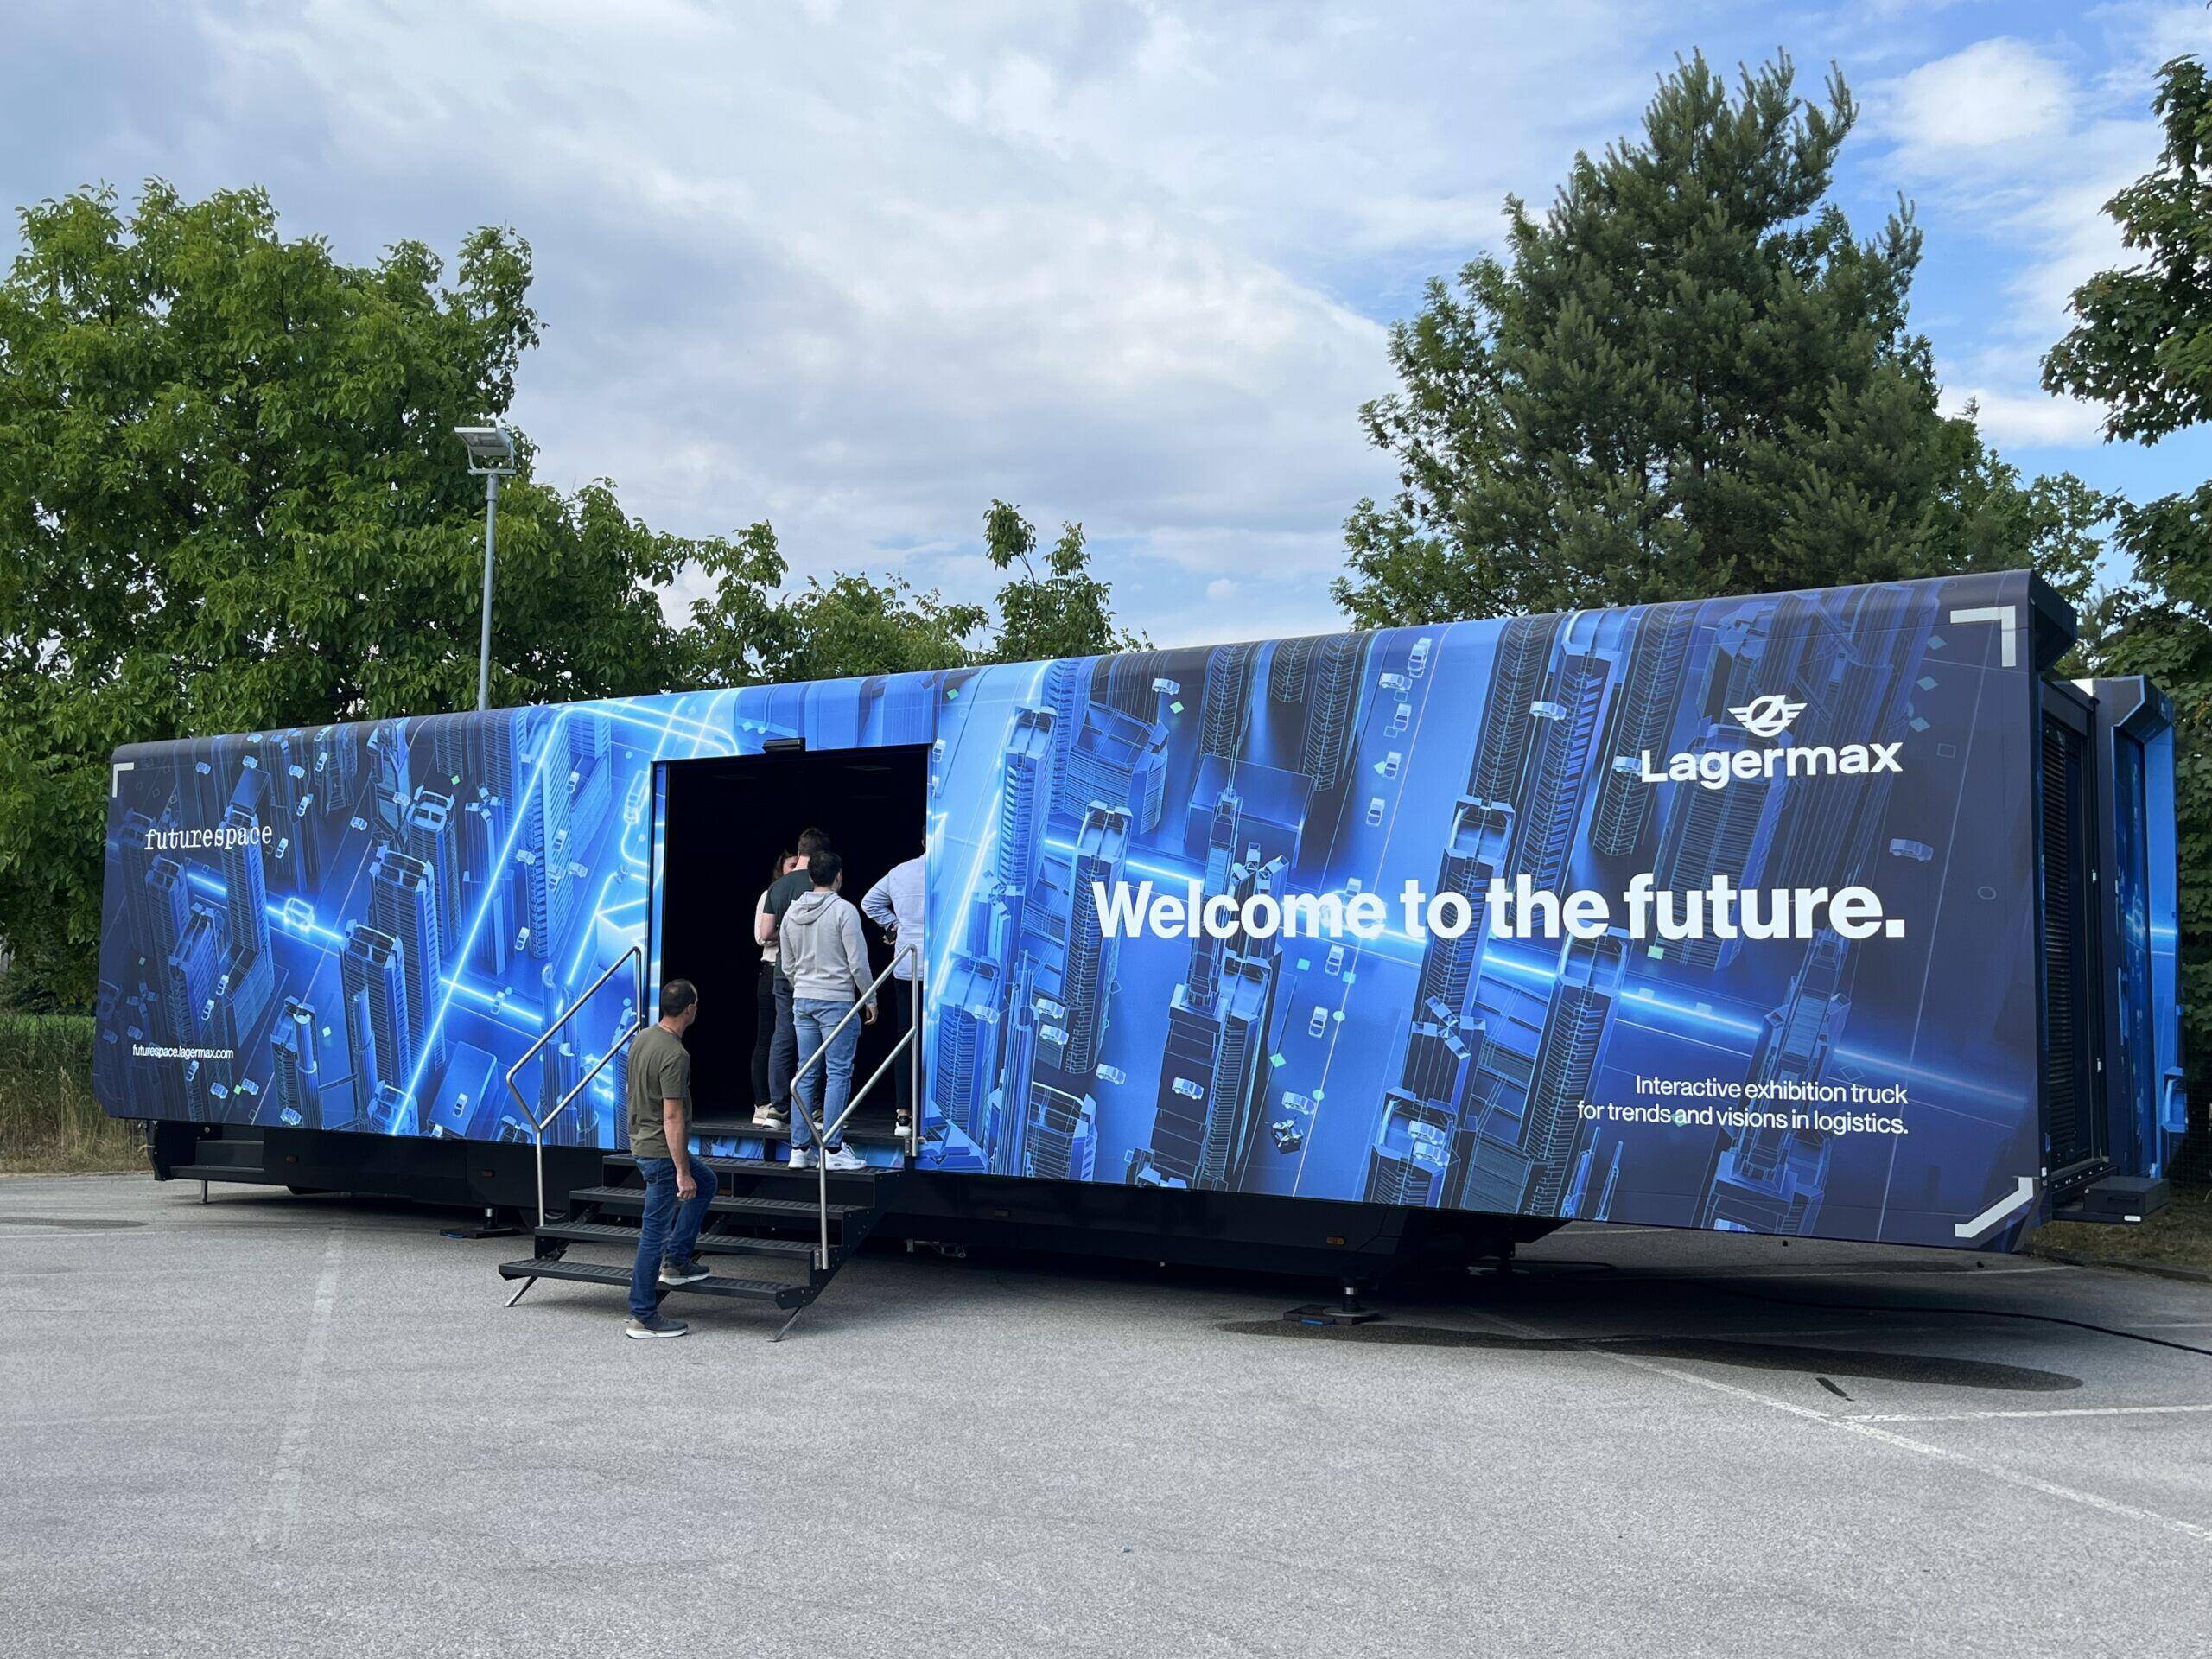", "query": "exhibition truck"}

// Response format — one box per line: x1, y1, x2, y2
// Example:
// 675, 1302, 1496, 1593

94, 569, 2185, 1320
